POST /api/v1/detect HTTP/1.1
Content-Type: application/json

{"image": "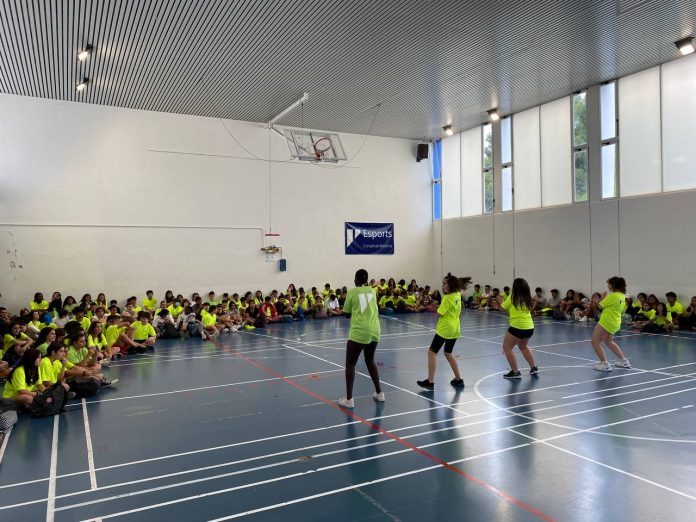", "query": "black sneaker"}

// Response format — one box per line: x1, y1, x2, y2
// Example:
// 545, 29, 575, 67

450, 378, 465, 388
503, 370, 522, 379
417, 379, 434, 390
529, 366, 539, 375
